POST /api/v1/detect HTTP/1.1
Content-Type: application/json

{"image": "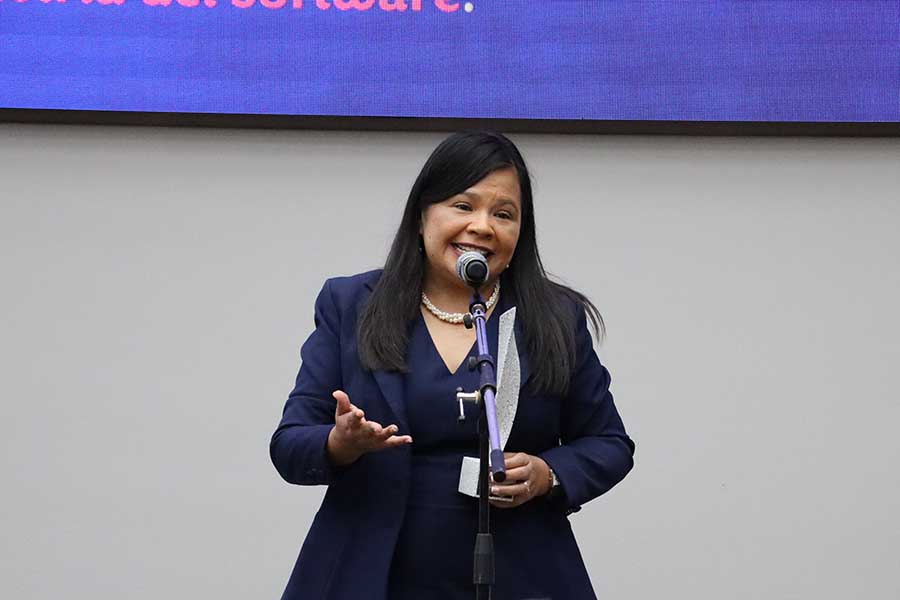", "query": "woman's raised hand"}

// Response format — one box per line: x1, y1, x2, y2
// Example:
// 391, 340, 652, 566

326, 390, 413, 467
